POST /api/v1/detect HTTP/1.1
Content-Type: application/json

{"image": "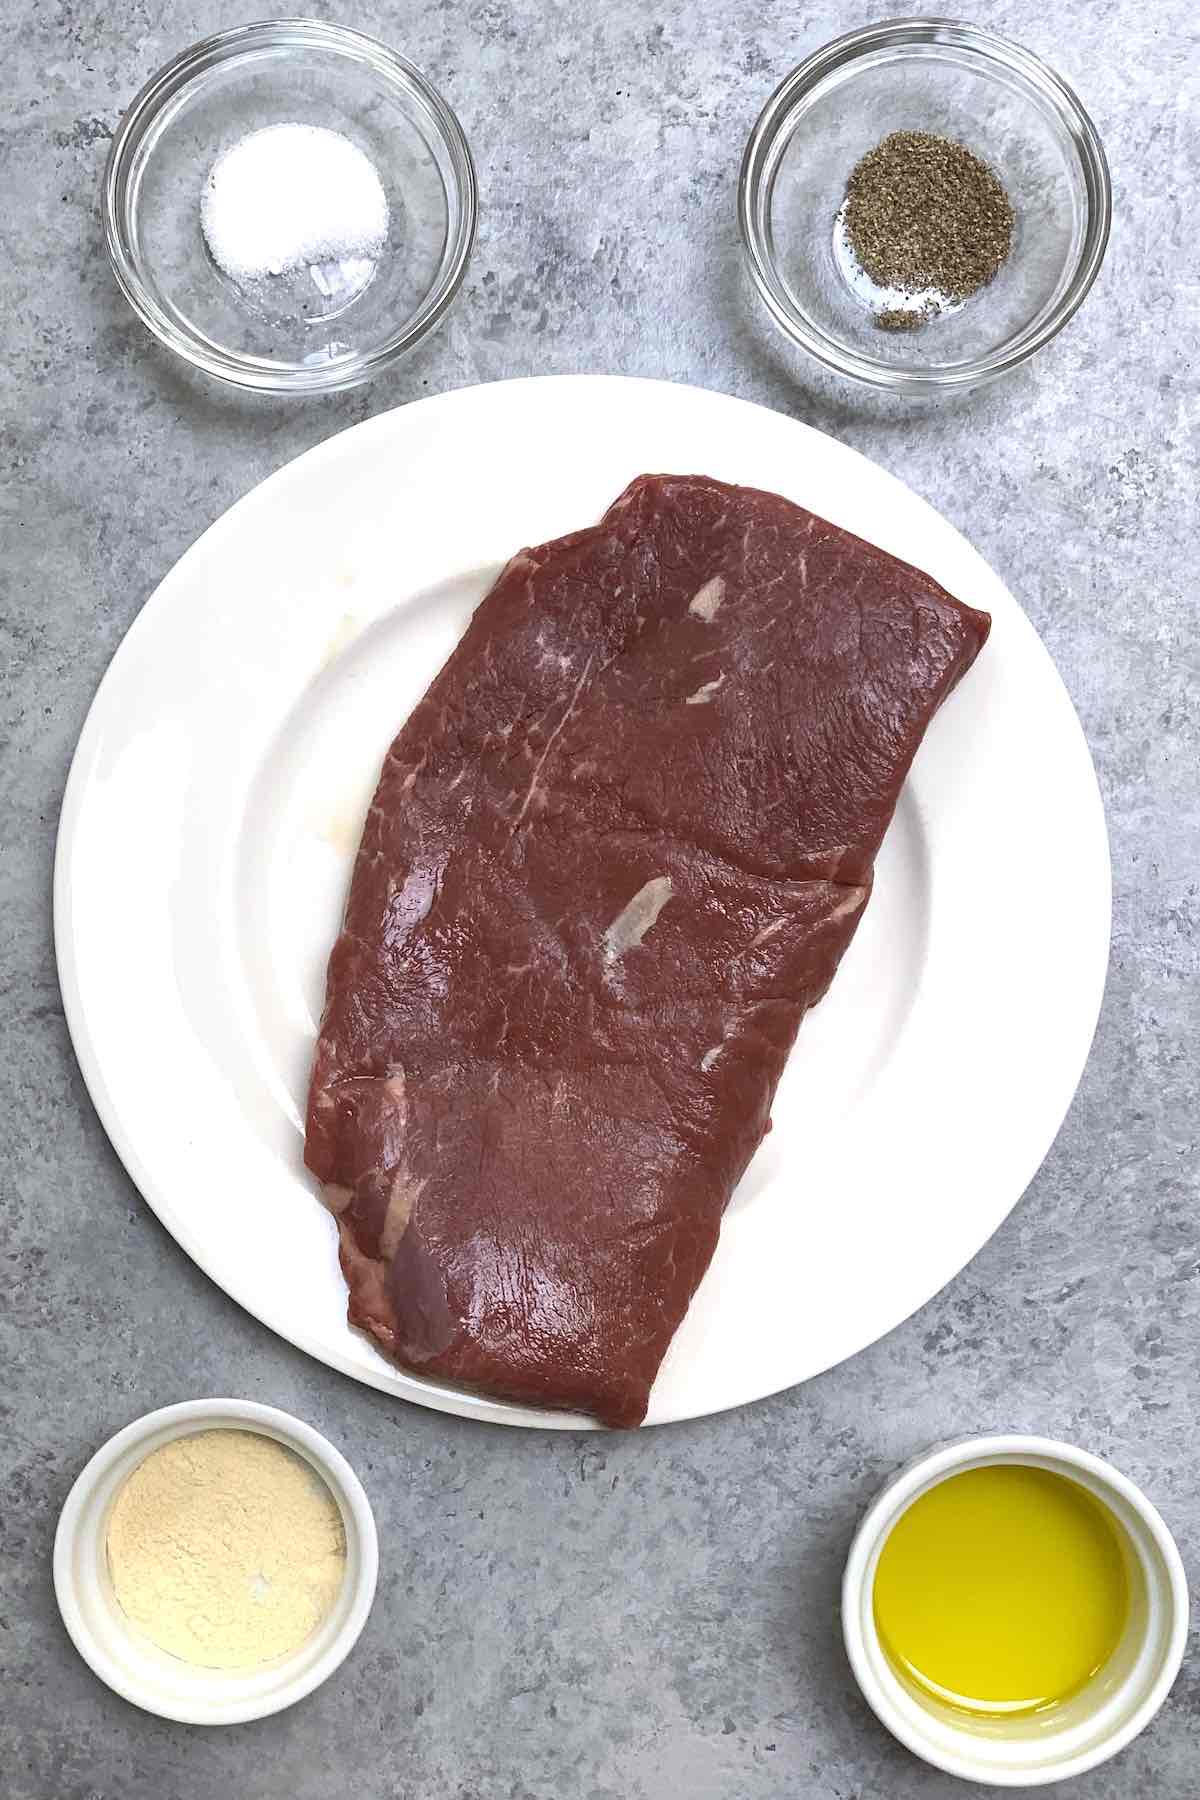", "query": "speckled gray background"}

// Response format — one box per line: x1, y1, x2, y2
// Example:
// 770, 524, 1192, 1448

3, 1, 1198, 1795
